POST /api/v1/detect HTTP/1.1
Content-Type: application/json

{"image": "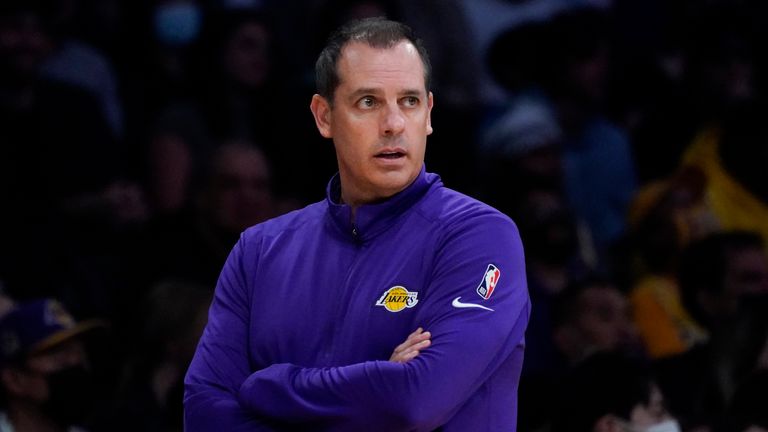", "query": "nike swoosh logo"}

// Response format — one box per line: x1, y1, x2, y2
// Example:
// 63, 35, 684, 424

452, 296, 494, 311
